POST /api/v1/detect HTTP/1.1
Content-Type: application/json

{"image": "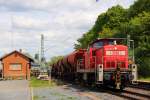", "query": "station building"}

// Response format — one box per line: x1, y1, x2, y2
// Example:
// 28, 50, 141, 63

0, 50, 33, 80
